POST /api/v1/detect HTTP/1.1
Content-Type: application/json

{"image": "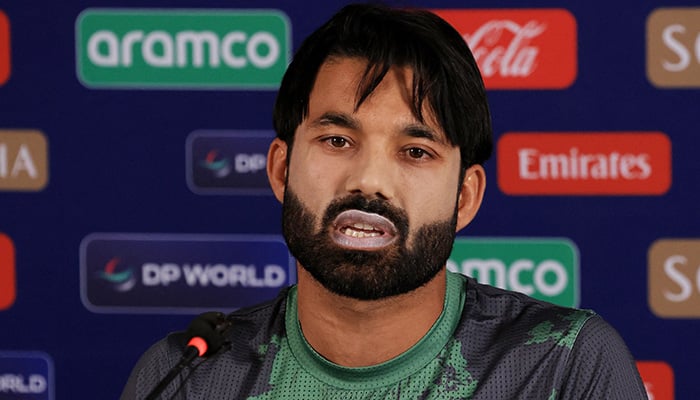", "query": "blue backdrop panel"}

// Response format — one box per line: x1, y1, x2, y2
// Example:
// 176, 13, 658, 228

0, 1, 698, 399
